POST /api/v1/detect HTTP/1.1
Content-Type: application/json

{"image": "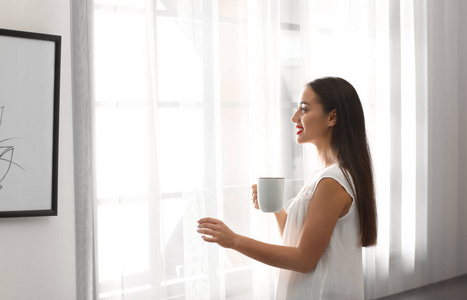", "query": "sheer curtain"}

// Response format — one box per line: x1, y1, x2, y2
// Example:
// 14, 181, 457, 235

78, 0, 303, 299
71, 0, 467, 299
